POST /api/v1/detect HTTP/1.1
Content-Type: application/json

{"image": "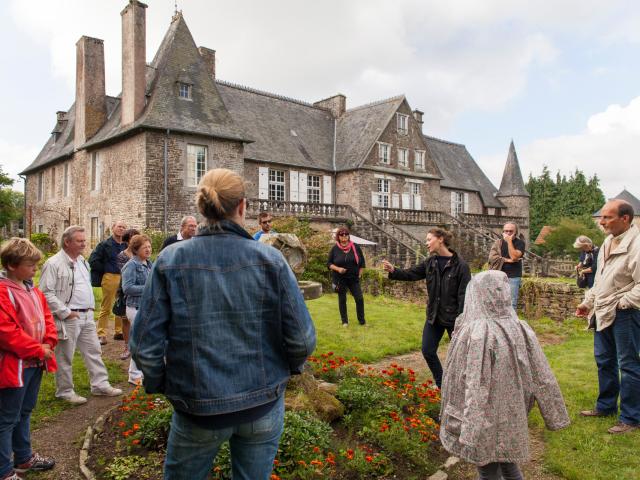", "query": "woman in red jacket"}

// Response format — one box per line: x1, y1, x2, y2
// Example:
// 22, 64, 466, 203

0, 238, 57, 480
